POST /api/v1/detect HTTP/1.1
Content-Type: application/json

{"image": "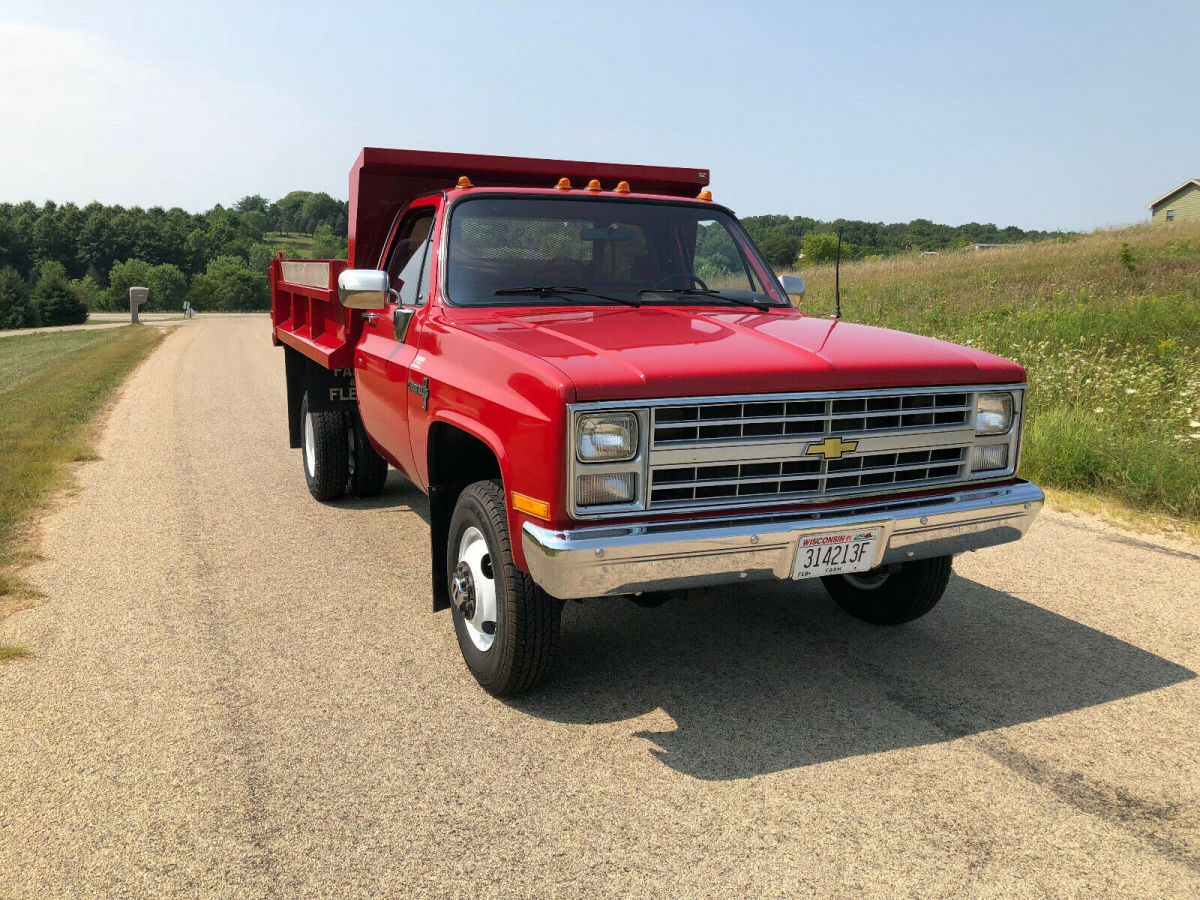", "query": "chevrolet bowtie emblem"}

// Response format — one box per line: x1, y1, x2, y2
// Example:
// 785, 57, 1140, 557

806, 437, 859, 460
